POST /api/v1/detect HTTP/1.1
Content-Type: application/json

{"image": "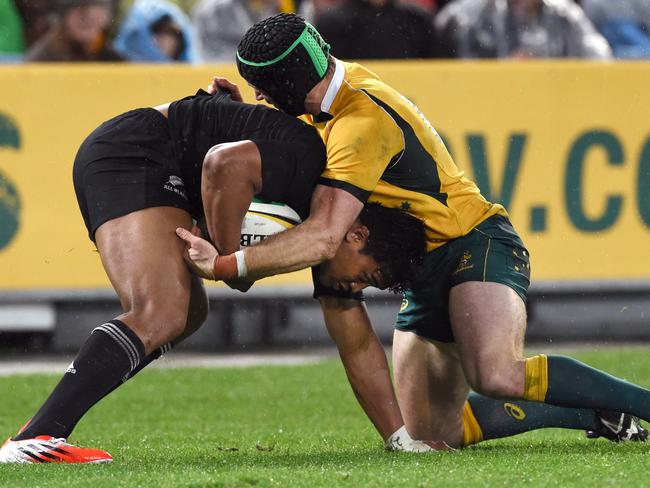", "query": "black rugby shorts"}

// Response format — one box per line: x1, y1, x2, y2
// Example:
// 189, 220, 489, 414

72, 108, 191, 241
